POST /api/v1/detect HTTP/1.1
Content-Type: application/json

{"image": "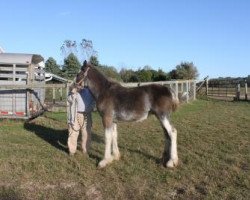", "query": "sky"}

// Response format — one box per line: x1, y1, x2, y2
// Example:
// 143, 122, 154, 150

1, 0, 249, 79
